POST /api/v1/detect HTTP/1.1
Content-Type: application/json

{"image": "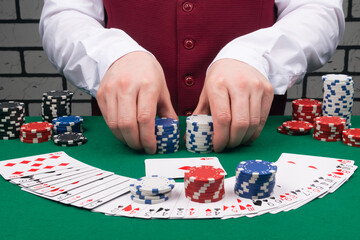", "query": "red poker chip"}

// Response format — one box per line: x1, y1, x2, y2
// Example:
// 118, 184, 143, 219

21, 122, 53, 133
342, 128, 360, 140
282, 120, 313, 132
277, 125, 307, 136
184, 181, 223, 191
186, 193, 225, 203
184, 165, 225, 183
292, 99, 322, 107
313, 133, 342, 139
185, 189, 225, 198
342, 137, 360, 144
313, 134, 341, 142
314, 116, 346, 128
185, 184, 224, 193
342, 141, 360, 147
20, 136, 51, 143
20, 130, 52, 138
